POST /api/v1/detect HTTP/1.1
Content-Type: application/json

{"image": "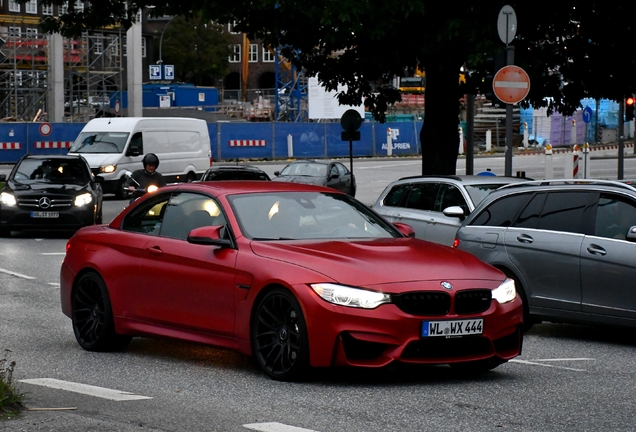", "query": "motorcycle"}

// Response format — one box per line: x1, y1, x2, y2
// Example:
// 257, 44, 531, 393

123, 171, 160, 204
